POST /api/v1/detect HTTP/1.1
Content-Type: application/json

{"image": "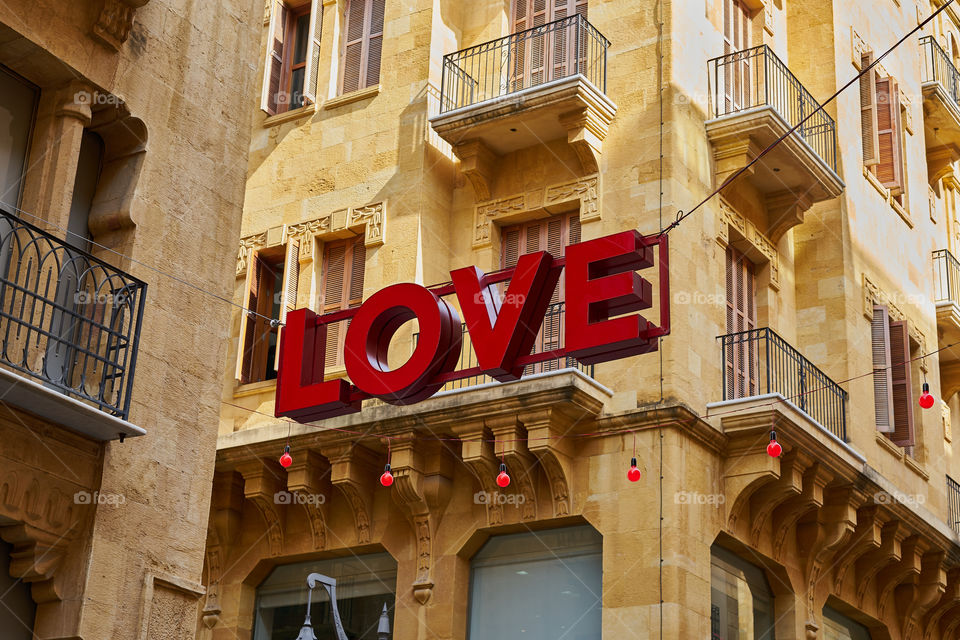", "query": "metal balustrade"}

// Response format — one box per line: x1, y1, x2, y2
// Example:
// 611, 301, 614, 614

921, 35, 960, 109
948, 475, 960, 536
933, 249, 960, 306
439, 14, 609, 113
708, 44, 838, 171
0, 207, 146, 419
718, 327, 847, 441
